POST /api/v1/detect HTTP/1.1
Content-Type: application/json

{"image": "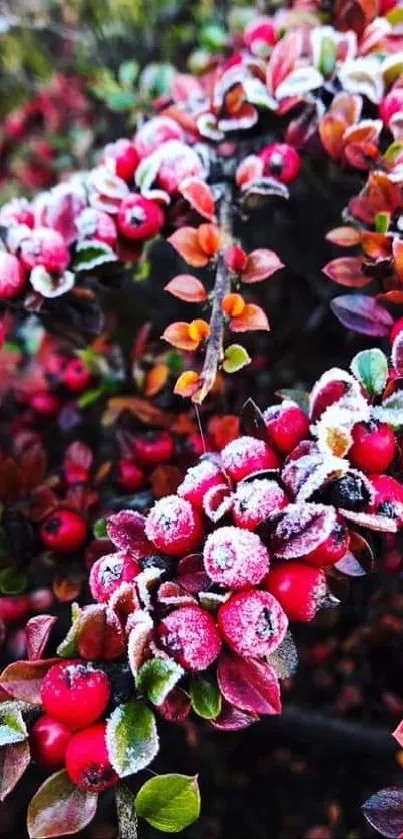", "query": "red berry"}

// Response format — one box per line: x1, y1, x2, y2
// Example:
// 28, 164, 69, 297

305, 522, 350, 567
349, 421, 396, 473
20, 227, 70, 273
29, 391, 62, 418
103, 139, 139, 182
118, 459, 146, 492
30, 714, 72, 771
221, 435, 280, 482
133, 431, 175, 466
218, 590, 288, 657
232, 478, 288, 530
62, 358, 93, 393
40, 510, 88, 553
41, 661, 110, 731
76, 208, 117, 247
264, 401, 310, 455
178, 459, 227, 509
66, 723, 118, 792
89, 552, 140, 603
369, 474, 403, 524
260, 143, 301, 184
204, 526, 270, 588
390, 316, 403, 346
223, 244, 248, 273
265, 561, 326, 622
117, 195, 164, 241
158, 605, 221, 671
0, 594, 31, 624
0, 252, 27, 299
145, 495, 203, 556
310, 378, 349, 423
